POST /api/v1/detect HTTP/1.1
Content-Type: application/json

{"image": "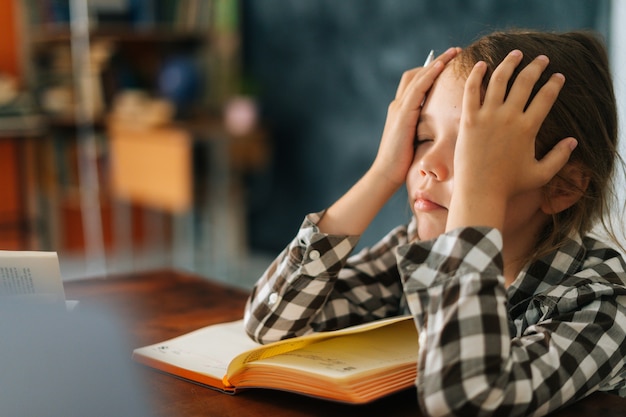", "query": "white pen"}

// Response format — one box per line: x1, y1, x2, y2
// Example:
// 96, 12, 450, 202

421, 50, 435, 106
424, 49, 435, 66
